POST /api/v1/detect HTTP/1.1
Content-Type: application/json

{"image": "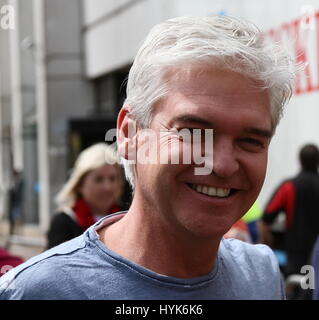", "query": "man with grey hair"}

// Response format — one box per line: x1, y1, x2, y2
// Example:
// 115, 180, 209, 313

0, 15, 295, 300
